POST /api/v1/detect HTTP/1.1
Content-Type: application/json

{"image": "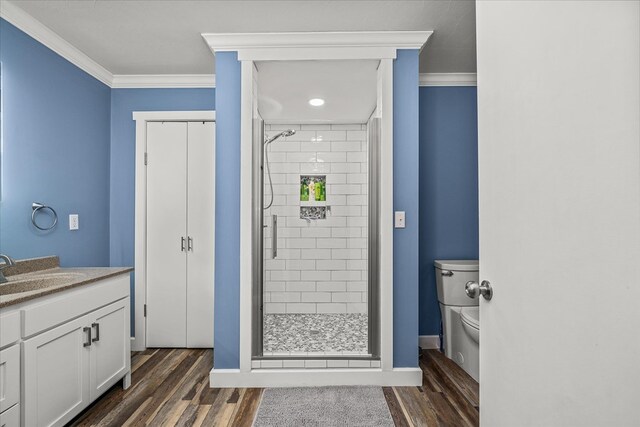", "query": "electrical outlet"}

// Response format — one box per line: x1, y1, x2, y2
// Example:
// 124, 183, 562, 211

394, 211, 406, 228
69, 214, 79, 230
